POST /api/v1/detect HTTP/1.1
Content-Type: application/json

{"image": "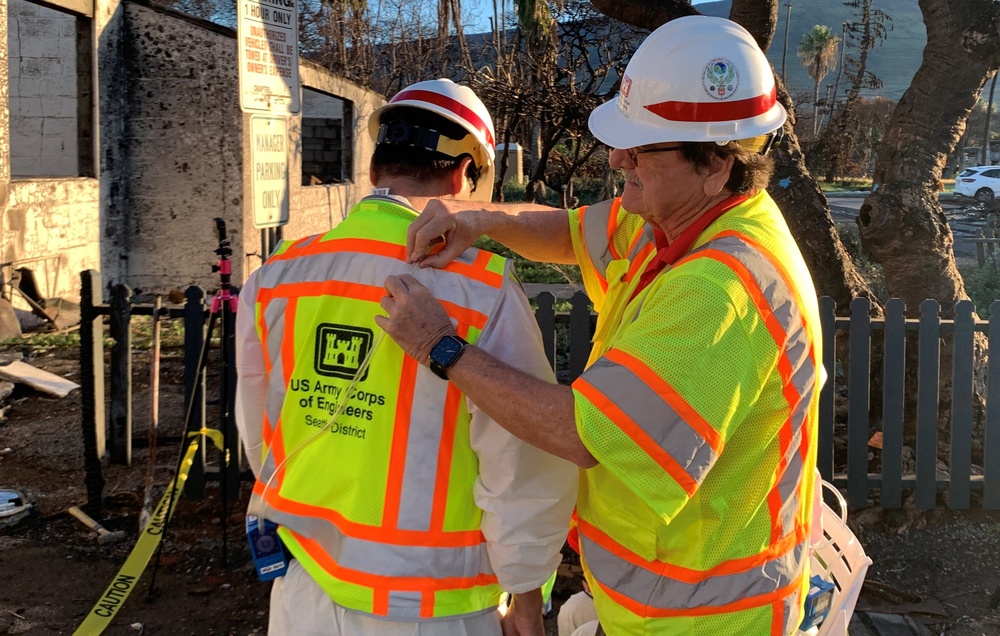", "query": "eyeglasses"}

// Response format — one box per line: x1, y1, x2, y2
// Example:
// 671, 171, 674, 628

626, 145, 683, 166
